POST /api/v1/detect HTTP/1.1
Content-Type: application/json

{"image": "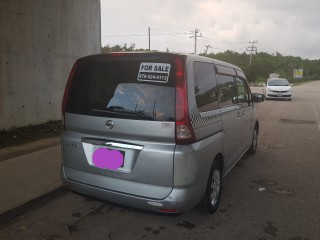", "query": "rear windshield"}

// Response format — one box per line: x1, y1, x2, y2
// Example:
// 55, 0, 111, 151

66, 58, 176, 121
